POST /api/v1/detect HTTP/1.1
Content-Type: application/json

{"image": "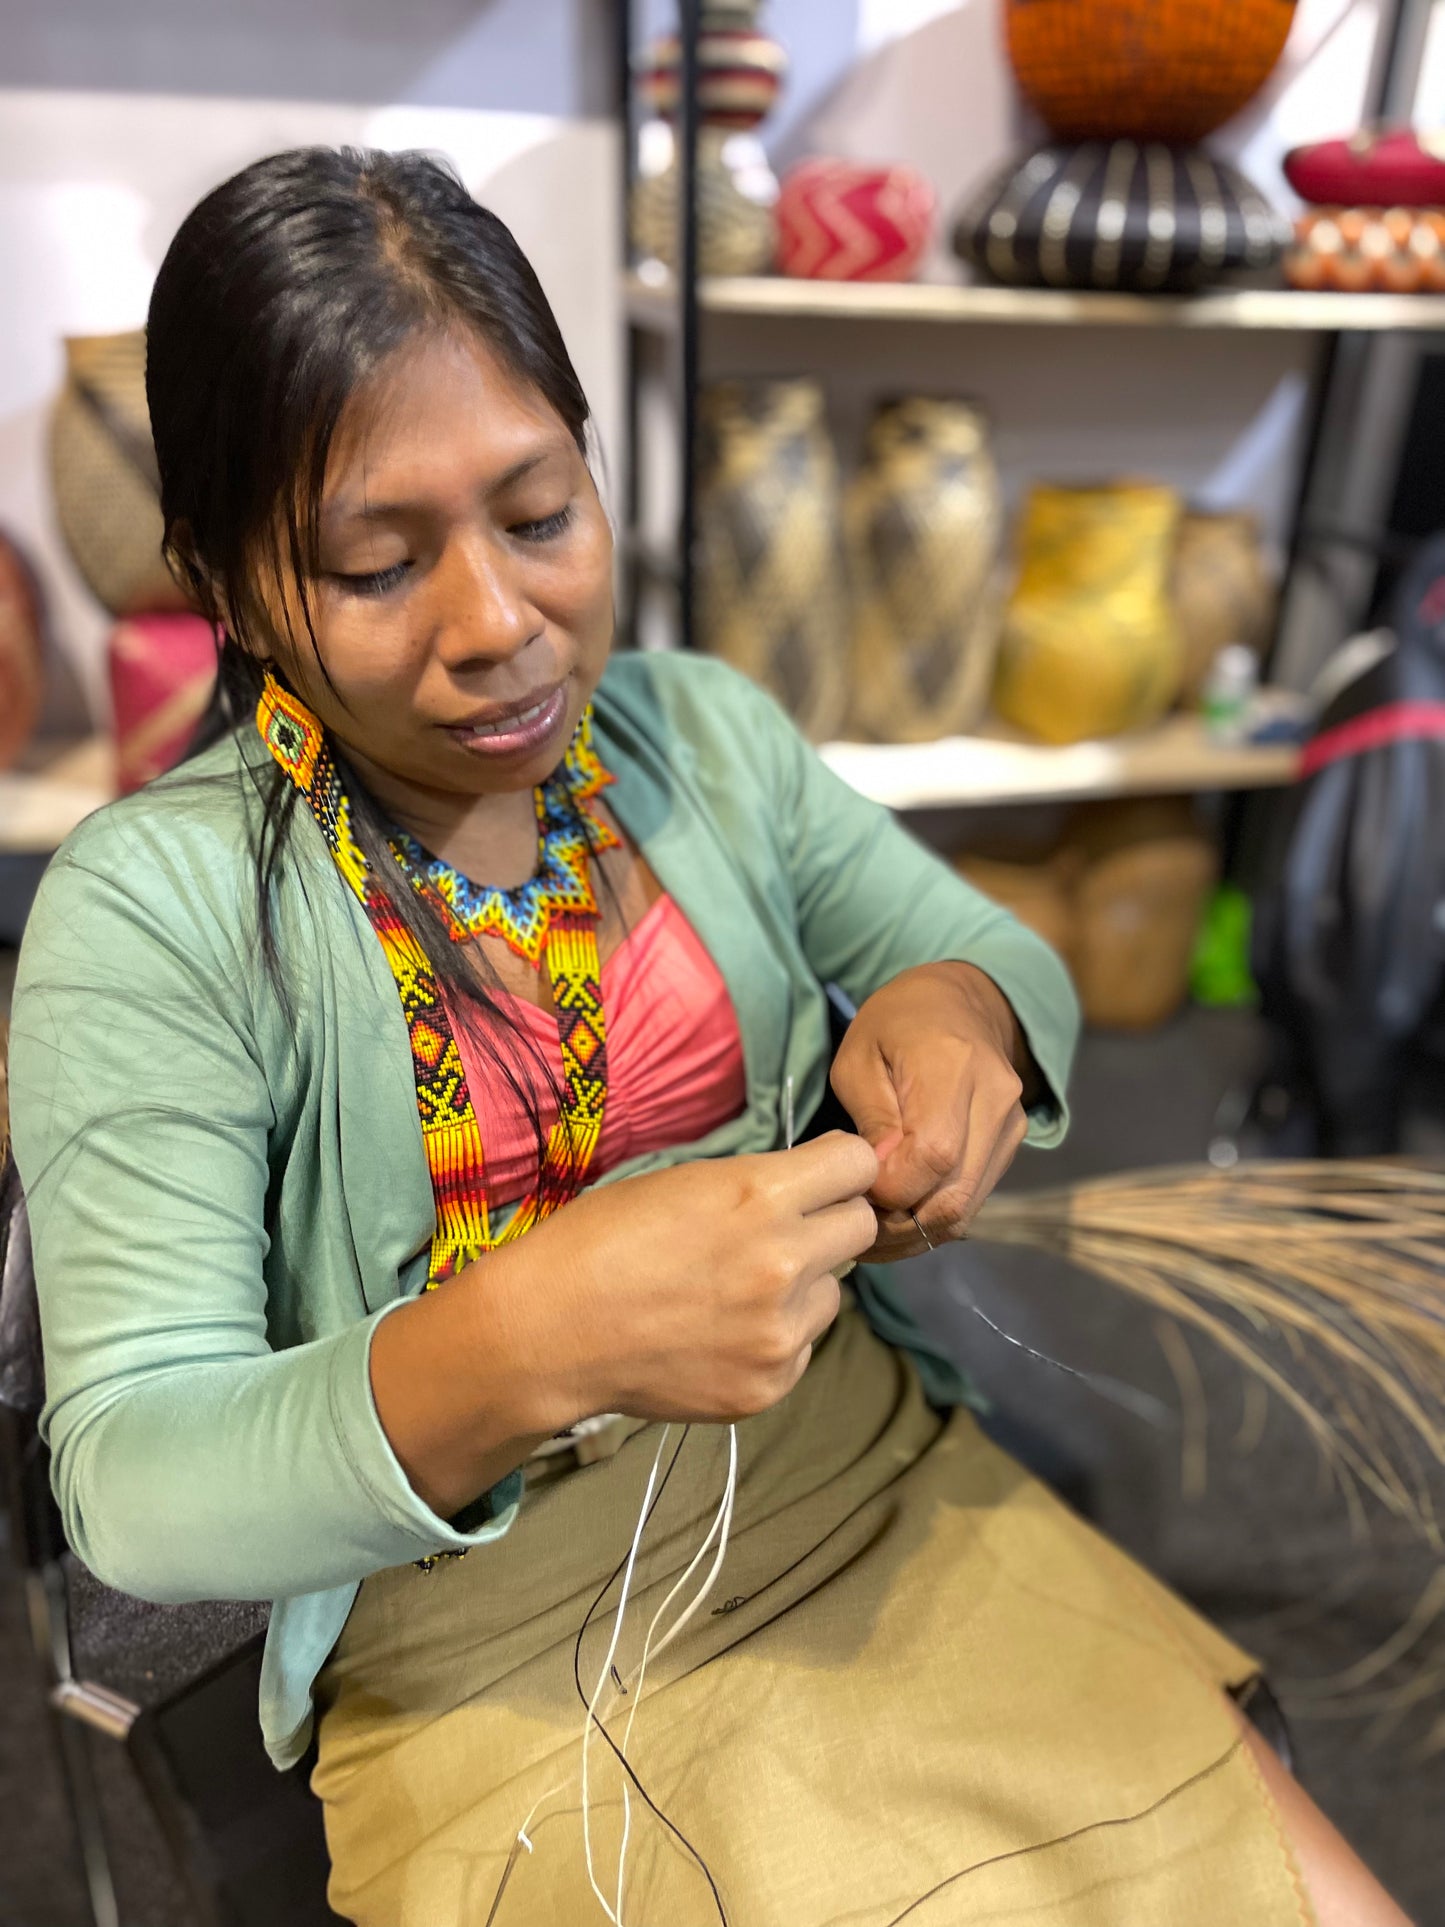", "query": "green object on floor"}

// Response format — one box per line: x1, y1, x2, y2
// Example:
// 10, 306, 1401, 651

1190, 884, 1259, 1008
